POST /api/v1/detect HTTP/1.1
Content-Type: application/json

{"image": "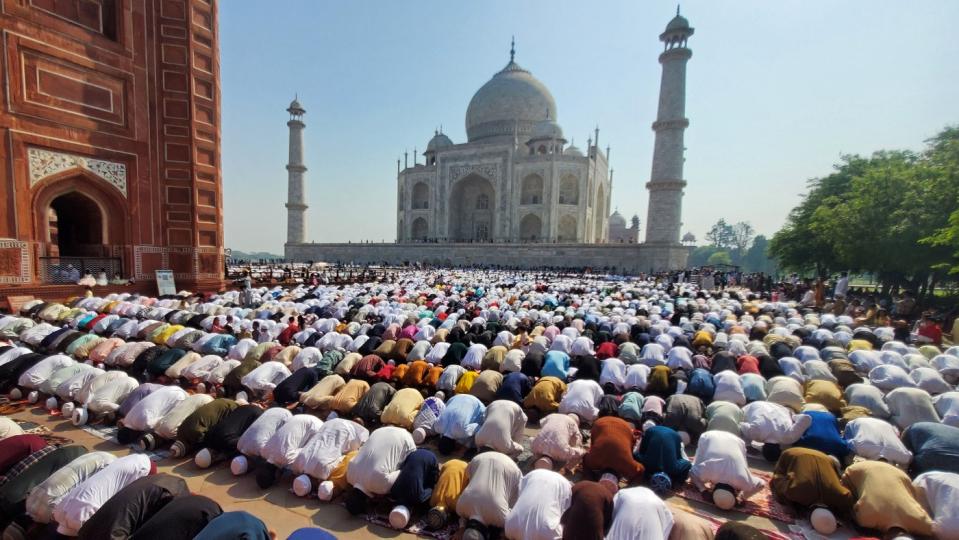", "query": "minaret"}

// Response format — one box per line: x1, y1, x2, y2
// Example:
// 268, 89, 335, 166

645, 7, 693, 244
285, 97, 307, 245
